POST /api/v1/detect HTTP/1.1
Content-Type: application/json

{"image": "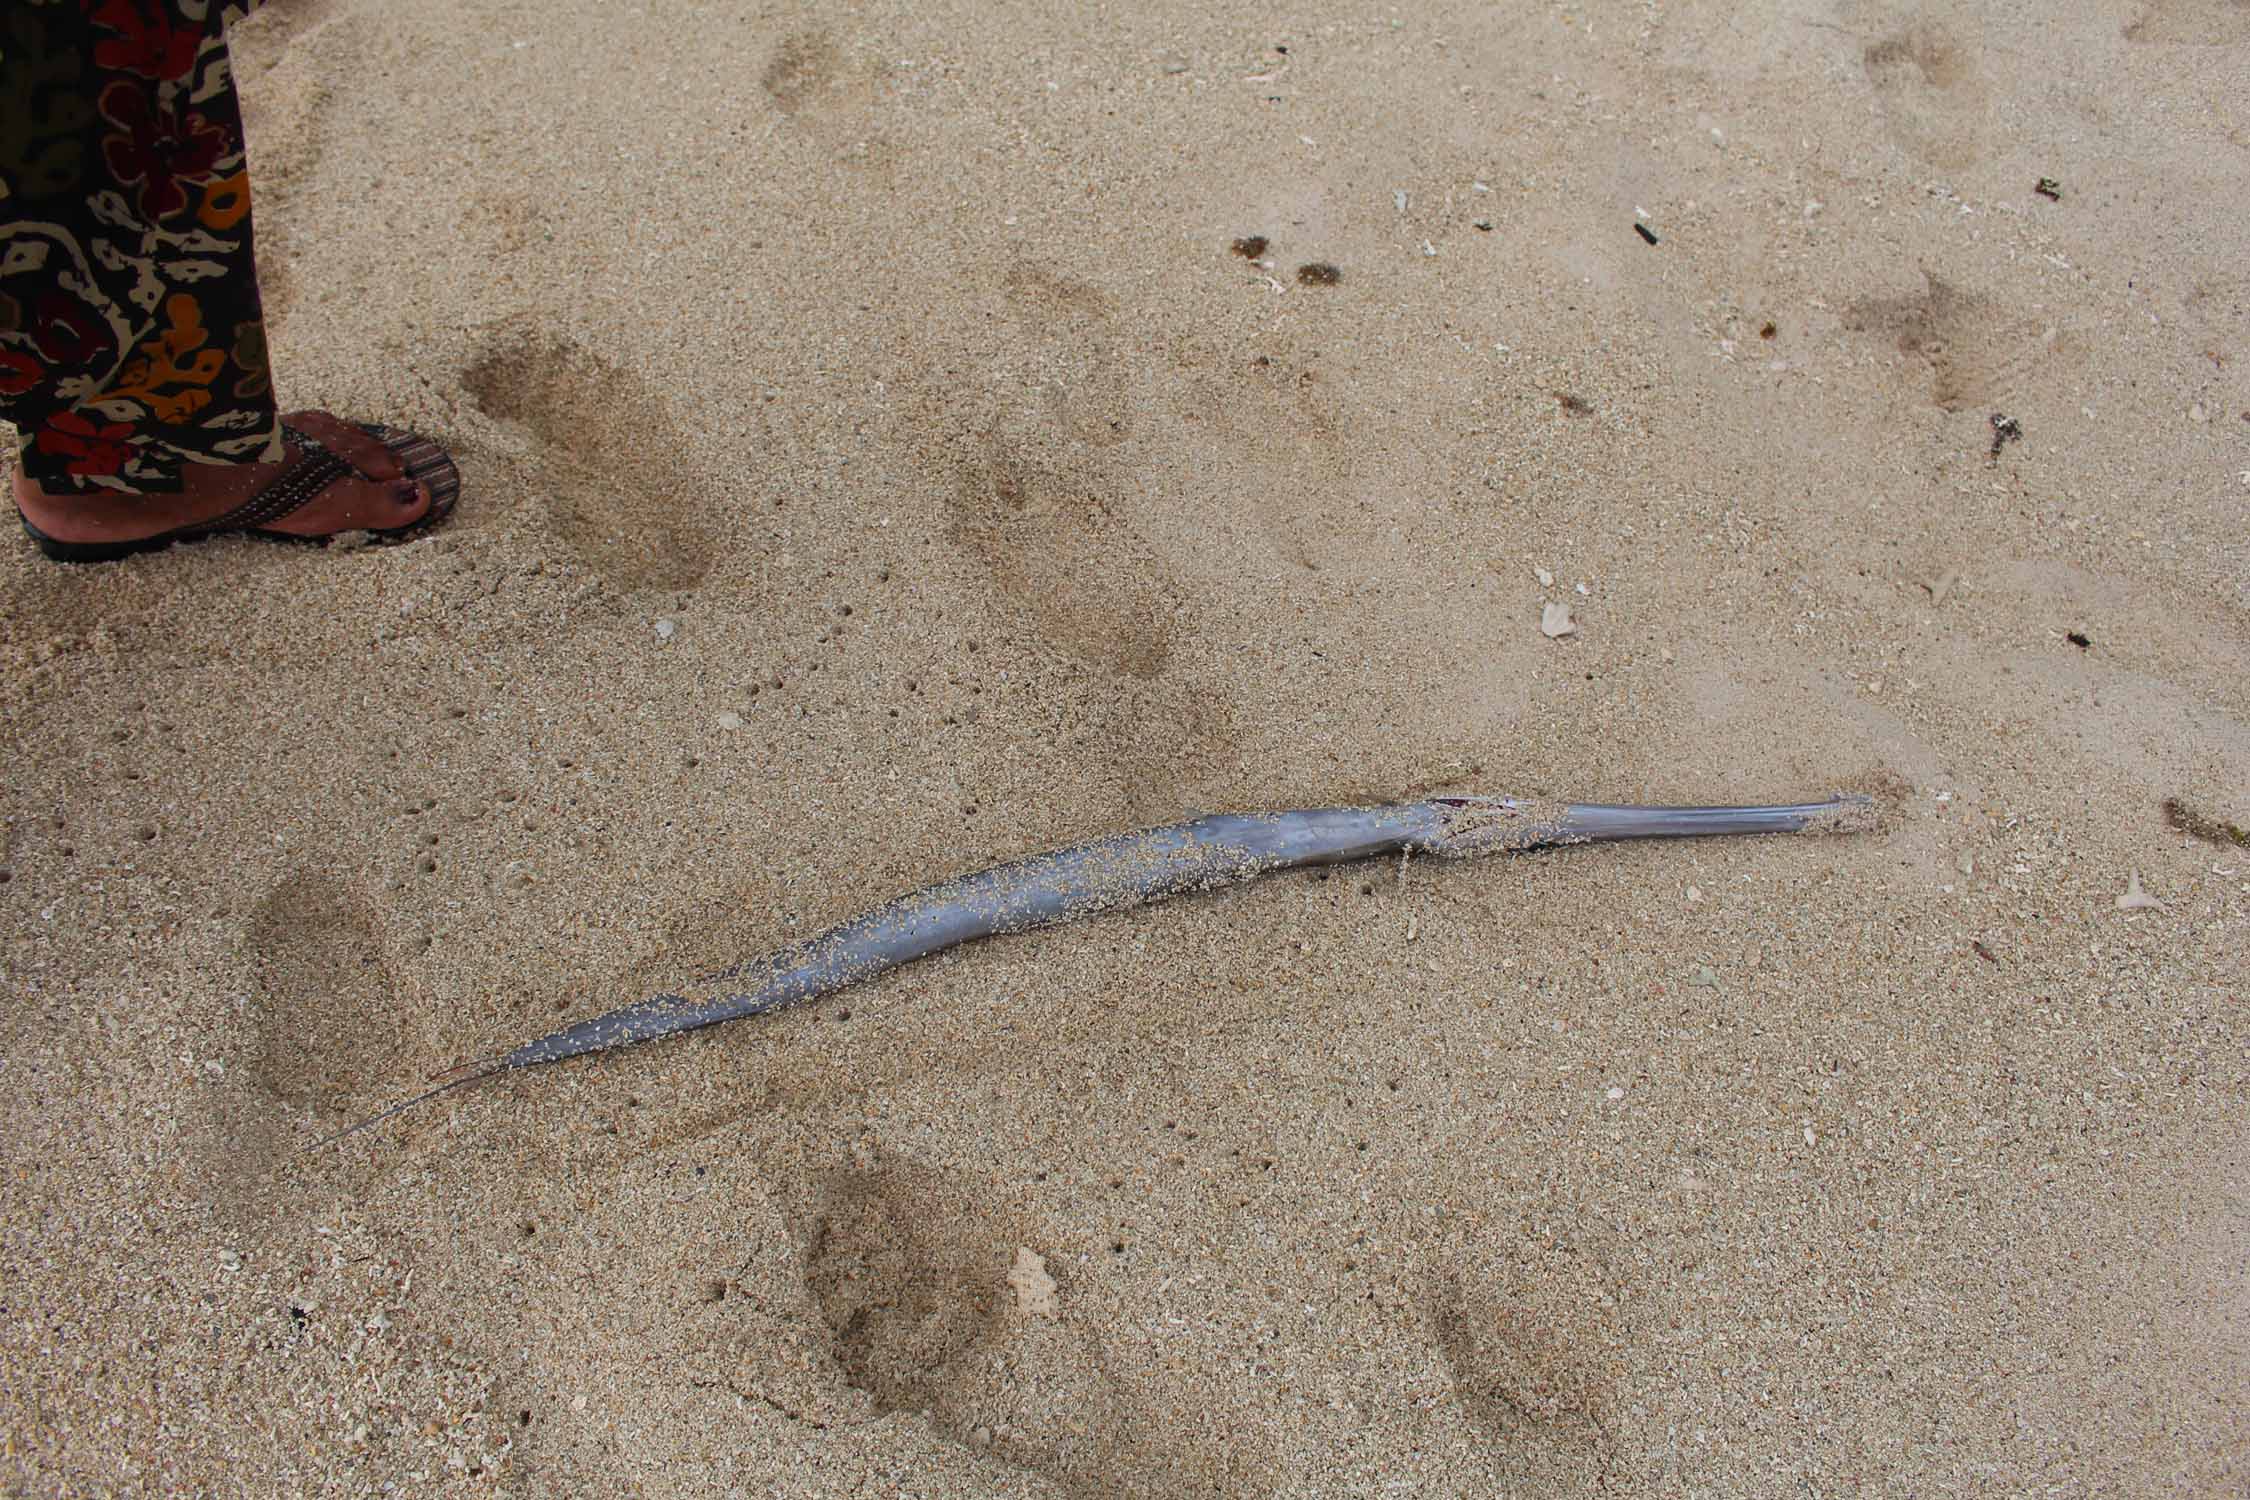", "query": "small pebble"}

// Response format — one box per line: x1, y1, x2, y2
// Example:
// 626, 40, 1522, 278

1540, 602, 1578, 638
1606, 1086, 1625, 1101
716, 711, 745, 731
1535, 566, 1555, 587
653, 618, 677, 642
